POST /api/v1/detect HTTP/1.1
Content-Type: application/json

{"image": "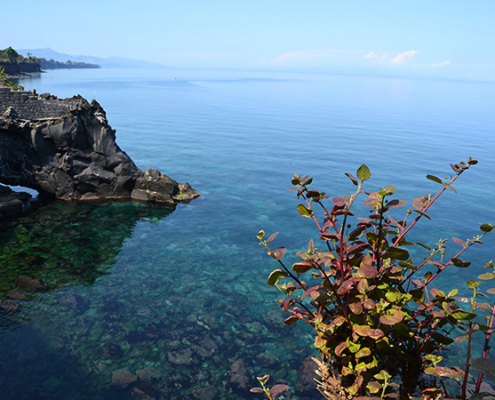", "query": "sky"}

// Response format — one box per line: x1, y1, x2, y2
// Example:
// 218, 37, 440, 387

2, 0, 495, 81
